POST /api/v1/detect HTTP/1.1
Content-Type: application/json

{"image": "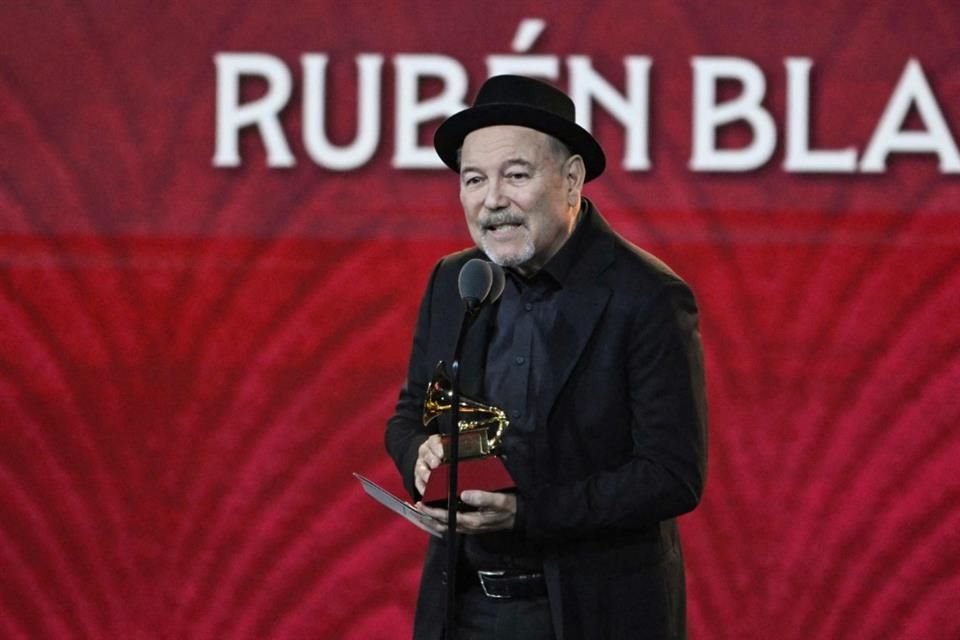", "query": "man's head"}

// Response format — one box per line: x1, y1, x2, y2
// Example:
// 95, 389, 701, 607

458, 125, 584, 274
434, 75, 606, 274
